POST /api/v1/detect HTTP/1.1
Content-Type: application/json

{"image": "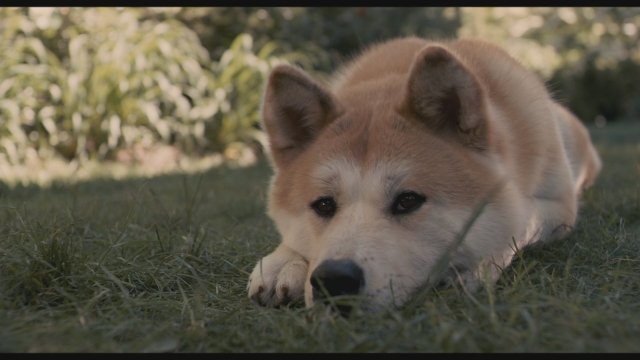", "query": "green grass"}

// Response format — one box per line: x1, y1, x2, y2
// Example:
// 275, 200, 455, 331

1, 121, 639, 352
